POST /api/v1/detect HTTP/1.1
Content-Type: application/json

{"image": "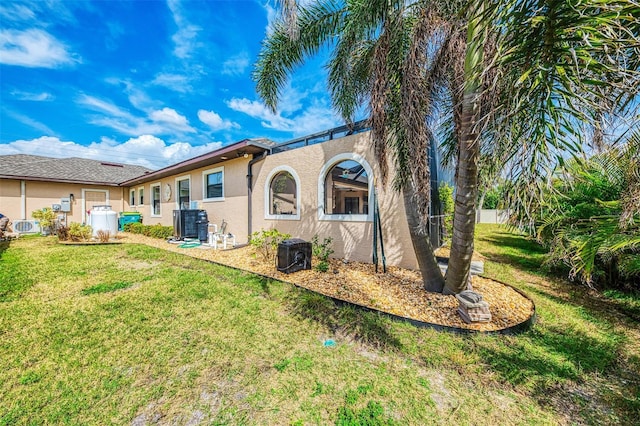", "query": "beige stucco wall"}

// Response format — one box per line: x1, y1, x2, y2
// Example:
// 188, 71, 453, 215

252, 132, 419, 270
124, 157, 250, 240
121, 132, 419, 270
0, 179, 124, 225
